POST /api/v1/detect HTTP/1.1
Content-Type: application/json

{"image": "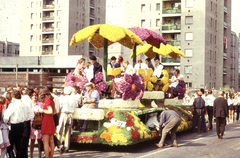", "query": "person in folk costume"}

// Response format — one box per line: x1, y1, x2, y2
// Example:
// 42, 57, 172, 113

153, 56, 164, 79
113, 56, 123, 69
134, 59, 148, 75
84, 62, 92, 75
108, 60, 134, 99
72, 58, 86, 86
107, 56, 117, 71
86, 55, 103, 82
168, 69, 184, 98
